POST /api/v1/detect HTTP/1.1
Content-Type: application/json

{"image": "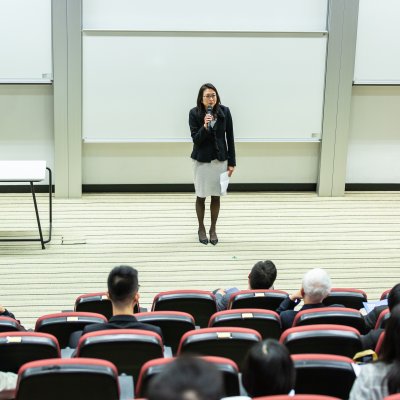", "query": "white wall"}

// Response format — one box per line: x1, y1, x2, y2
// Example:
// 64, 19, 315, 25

0, 85, 54, 184
346, 86, 400, 183
82, 142, 319, 184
